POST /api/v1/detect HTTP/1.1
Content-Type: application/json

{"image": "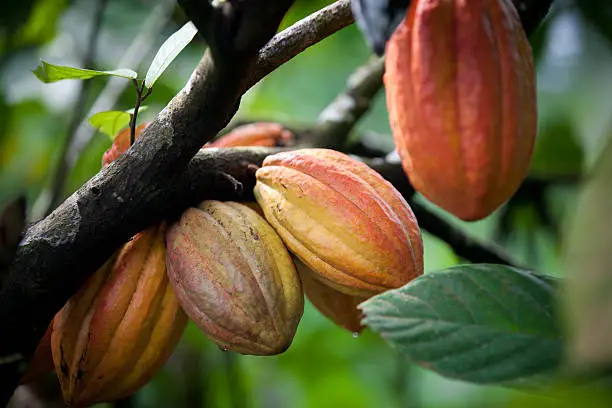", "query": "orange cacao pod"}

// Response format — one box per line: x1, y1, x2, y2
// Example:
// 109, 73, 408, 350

101, 123, 149, 167
207, 122, 293, 148
296, 259, 365, 334
254, 148, 424, 298
19, 322, 54, 385
385, 0, 537, 221
166, 201, 304, 355
51, 223, 188, 407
